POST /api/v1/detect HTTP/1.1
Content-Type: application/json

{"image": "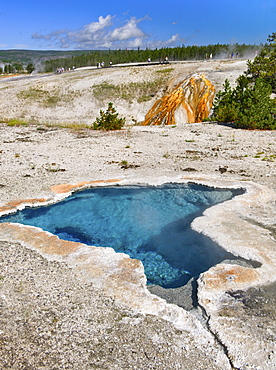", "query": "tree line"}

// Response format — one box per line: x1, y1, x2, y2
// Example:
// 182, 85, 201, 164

43, 43, 262, 72
0, 62, 35, 74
